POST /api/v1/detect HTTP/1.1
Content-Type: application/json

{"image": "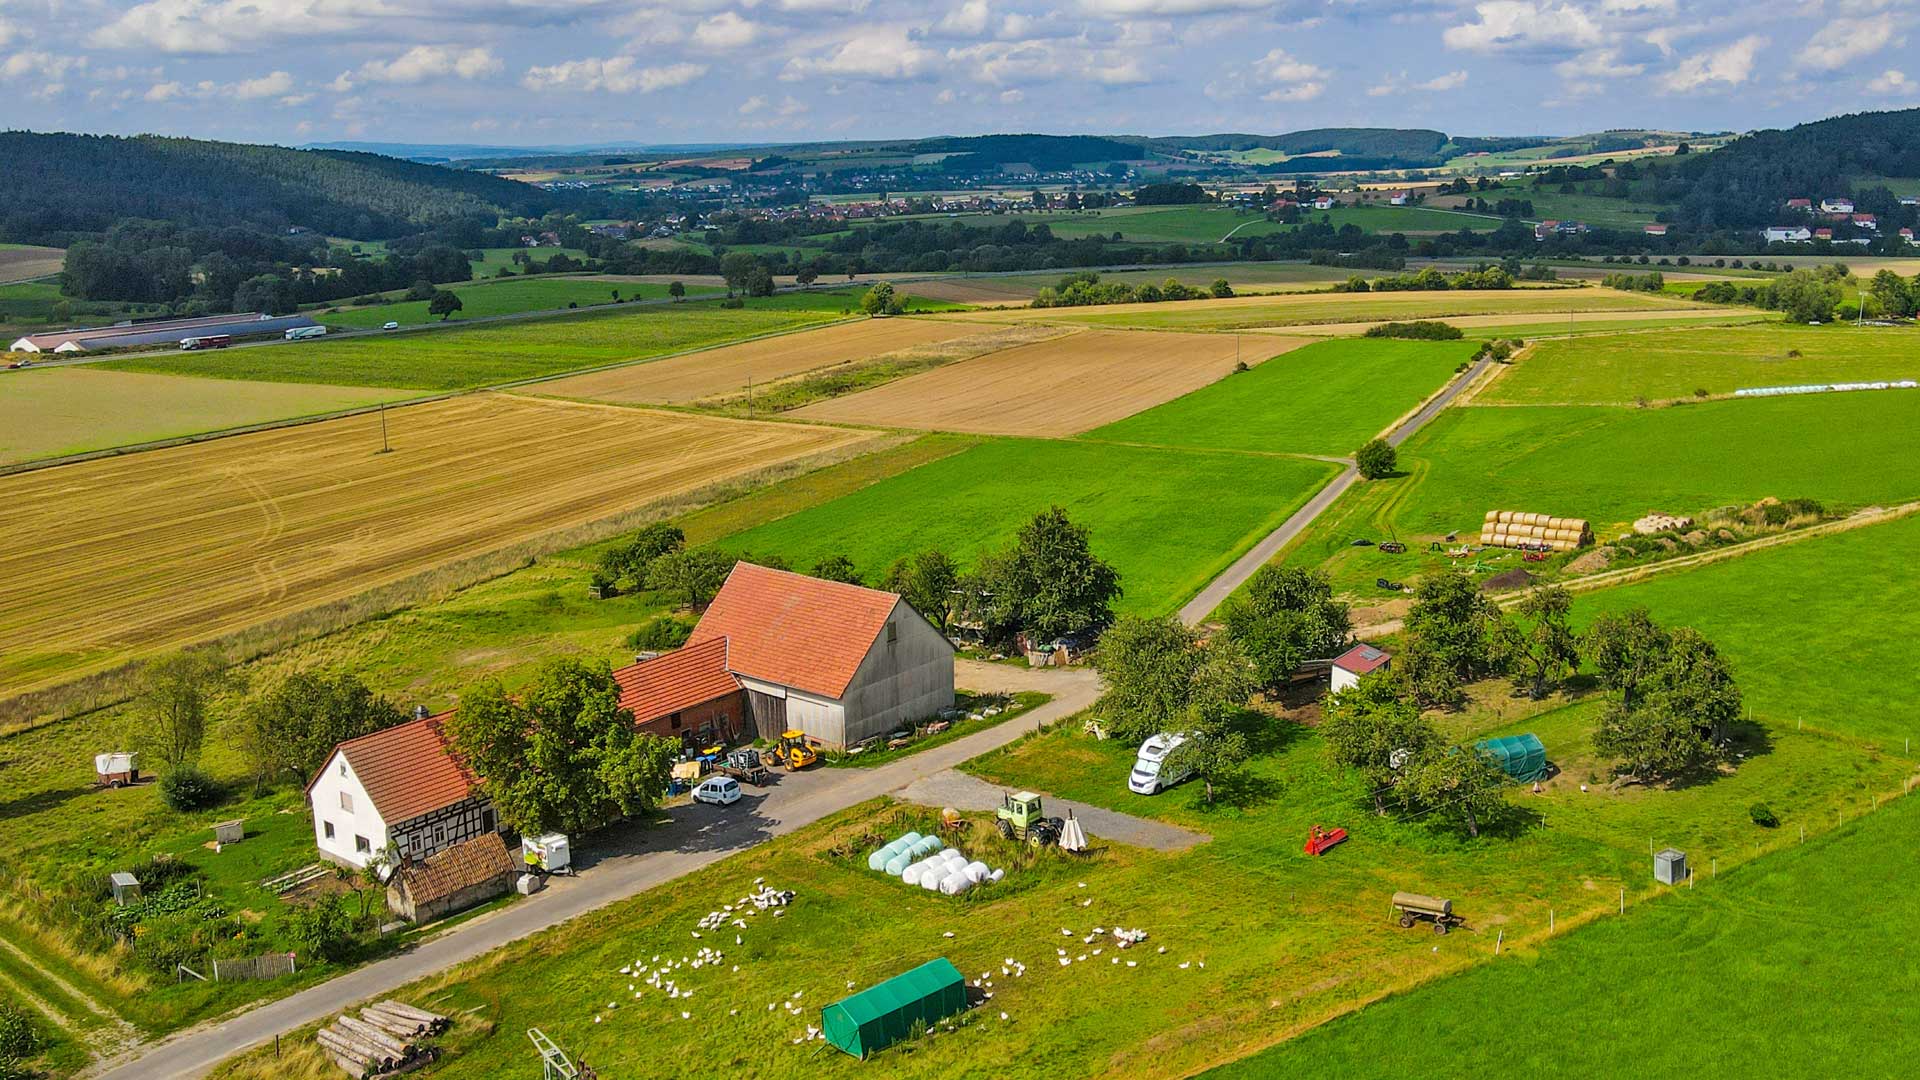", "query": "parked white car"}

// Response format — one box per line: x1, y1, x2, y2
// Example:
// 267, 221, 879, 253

693, 777, 742, 806
382, 321, 400, 330
1128, 733, 1194, 795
